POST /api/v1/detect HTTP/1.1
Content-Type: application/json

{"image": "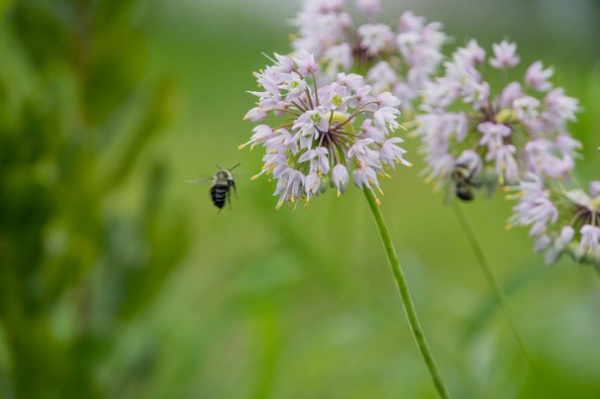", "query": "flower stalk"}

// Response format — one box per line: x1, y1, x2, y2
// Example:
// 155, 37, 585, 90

452, 202, 530, 363
363, 188, 451, 399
